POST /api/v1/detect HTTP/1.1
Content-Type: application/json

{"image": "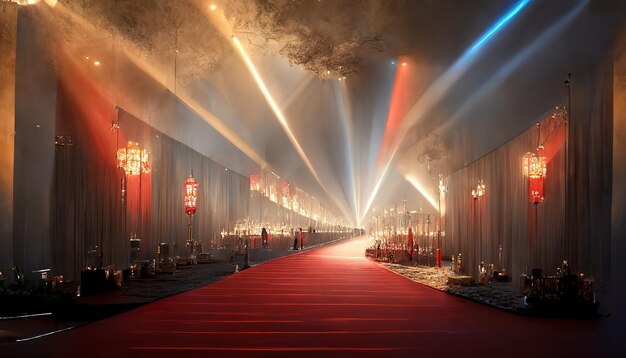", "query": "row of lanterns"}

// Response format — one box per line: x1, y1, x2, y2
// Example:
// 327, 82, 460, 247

116, 140, 199, 223
470, 140, 547, 204
470, 148, 546, 203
